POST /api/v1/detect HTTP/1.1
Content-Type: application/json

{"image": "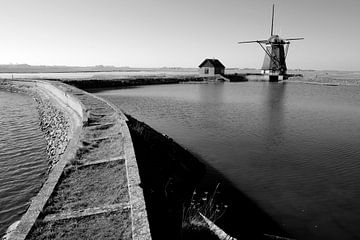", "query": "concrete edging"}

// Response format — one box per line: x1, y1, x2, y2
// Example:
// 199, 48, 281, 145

34, 81, 87, 124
